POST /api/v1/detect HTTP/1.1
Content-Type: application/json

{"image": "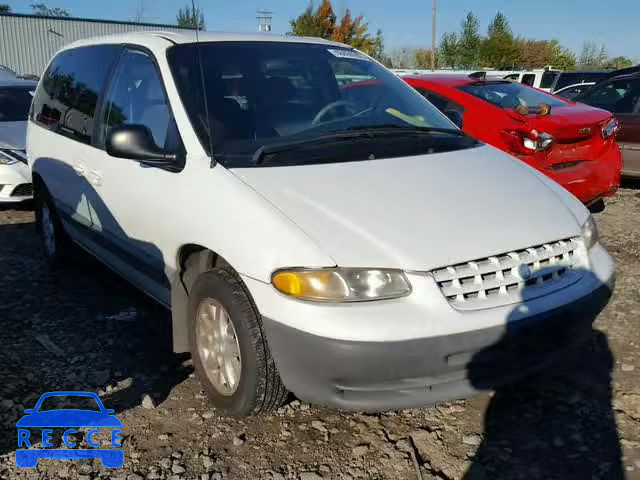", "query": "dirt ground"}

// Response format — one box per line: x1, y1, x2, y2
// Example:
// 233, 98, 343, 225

0, 184, 638, 480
